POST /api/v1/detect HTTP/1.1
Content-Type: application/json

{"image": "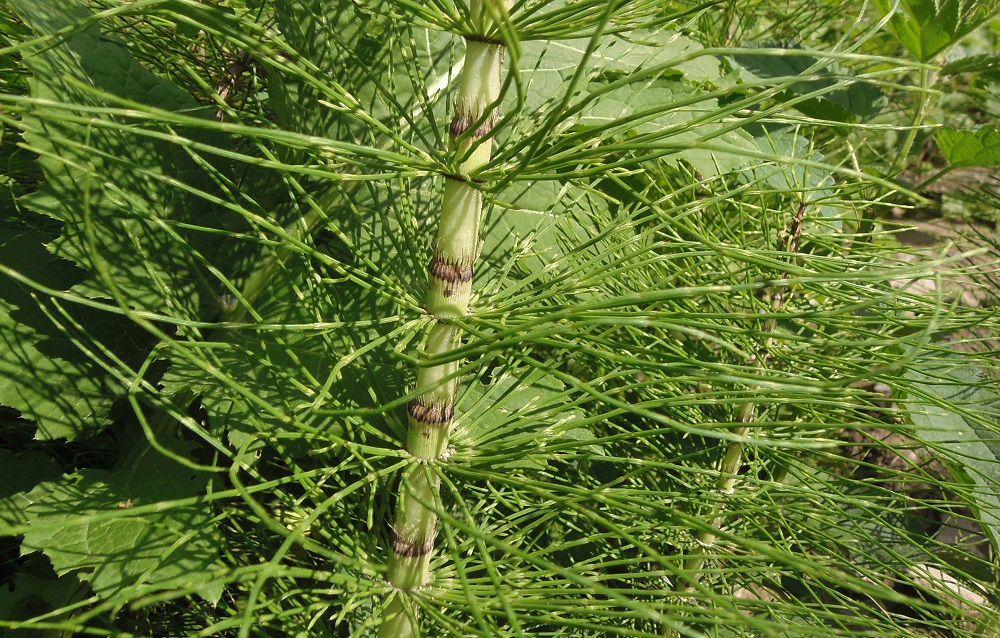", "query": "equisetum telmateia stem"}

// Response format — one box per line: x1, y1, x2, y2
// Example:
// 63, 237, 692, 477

378, 1, 511, 636
673, 204, 806, 626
